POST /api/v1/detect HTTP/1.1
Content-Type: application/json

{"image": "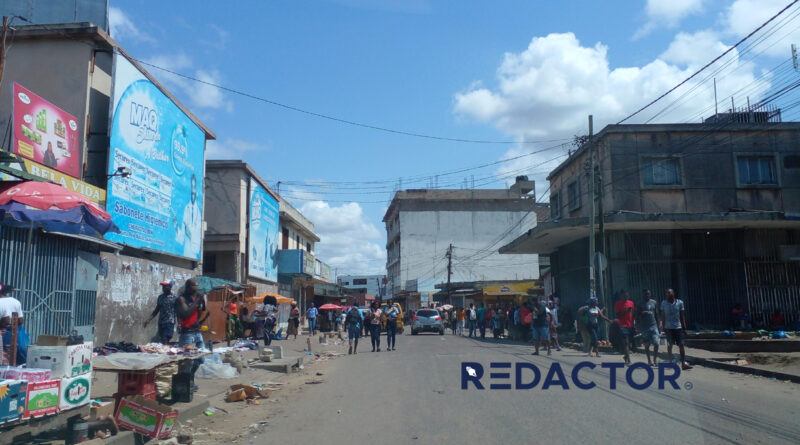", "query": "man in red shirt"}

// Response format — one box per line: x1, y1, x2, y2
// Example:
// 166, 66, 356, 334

614, 290, 635, 365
